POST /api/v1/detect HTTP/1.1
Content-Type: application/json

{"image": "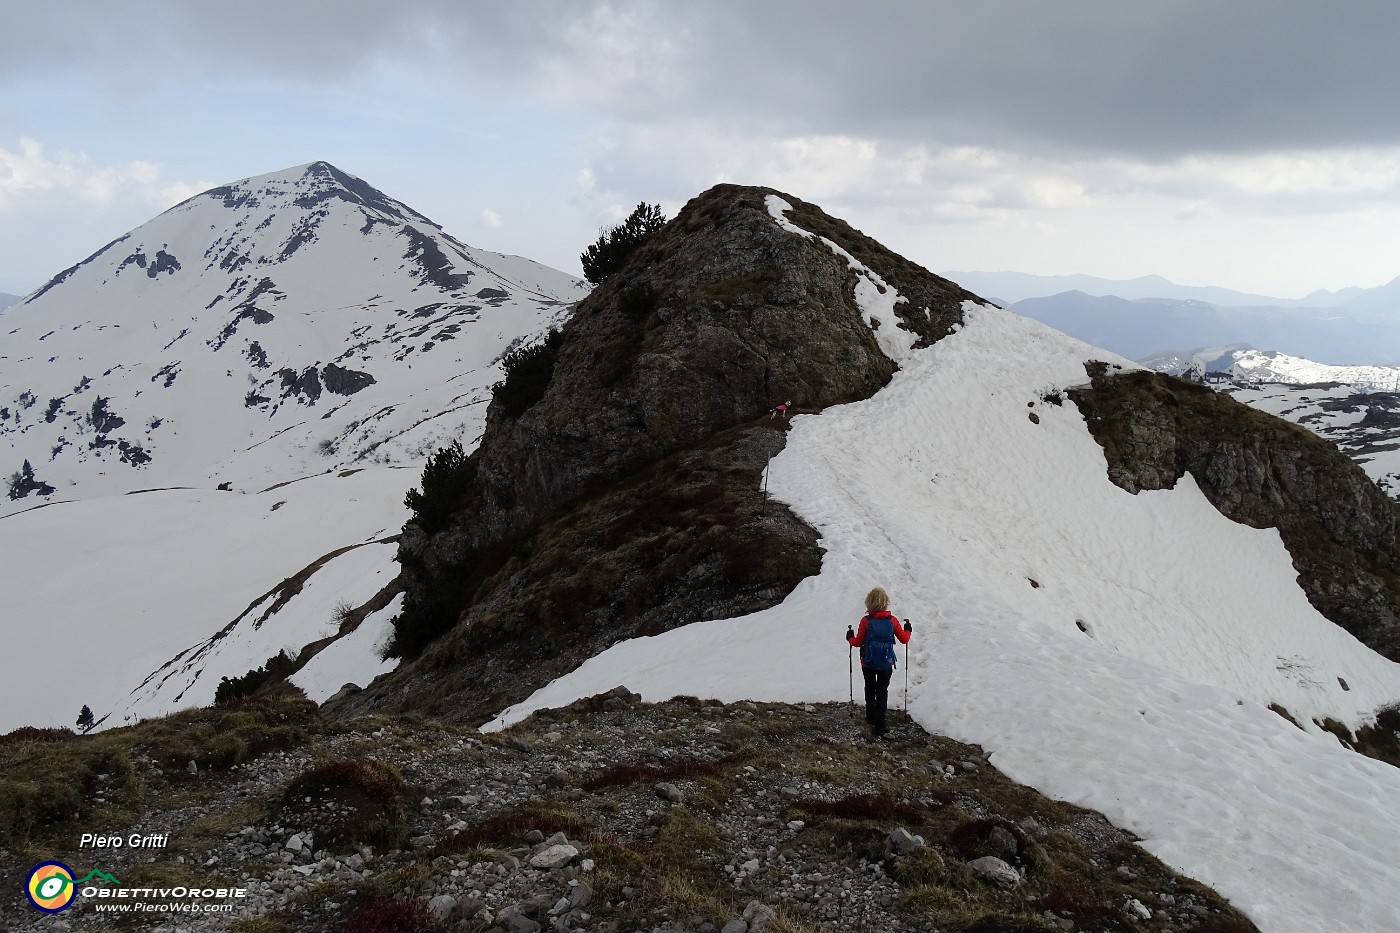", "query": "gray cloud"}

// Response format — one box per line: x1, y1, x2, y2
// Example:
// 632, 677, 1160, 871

6, 1, 1399, 159
4, 0, 1399, 299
